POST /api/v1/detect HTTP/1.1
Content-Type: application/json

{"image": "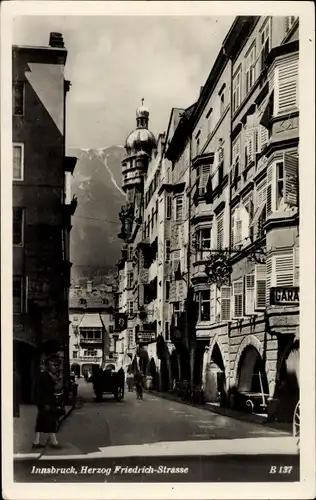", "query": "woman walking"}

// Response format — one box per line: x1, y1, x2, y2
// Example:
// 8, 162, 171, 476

32, 357, 61, 450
